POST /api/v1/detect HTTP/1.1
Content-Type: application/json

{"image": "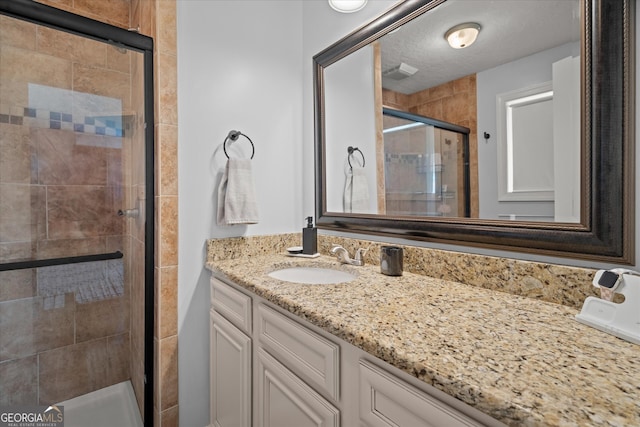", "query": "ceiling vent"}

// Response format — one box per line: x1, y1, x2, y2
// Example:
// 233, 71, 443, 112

383, 62, 418, 80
